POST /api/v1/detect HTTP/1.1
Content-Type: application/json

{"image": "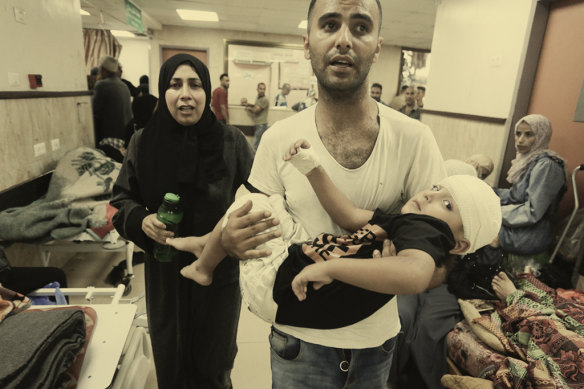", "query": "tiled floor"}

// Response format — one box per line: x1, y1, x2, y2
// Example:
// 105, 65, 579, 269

62, 248, 272, 389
